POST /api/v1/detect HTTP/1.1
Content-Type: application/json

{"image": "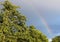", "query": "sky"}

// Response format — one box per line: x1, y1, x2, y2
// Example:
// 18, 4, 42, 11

0, 0, 60, 40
